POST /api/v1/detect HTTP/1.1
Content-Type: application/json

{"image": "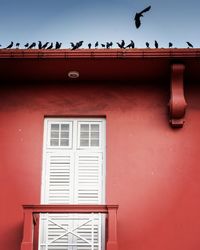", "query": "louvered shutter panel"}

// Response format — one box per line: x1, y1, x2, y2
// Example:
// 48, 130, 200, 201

74, 152, 102, 204
45, 151, 74, 204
